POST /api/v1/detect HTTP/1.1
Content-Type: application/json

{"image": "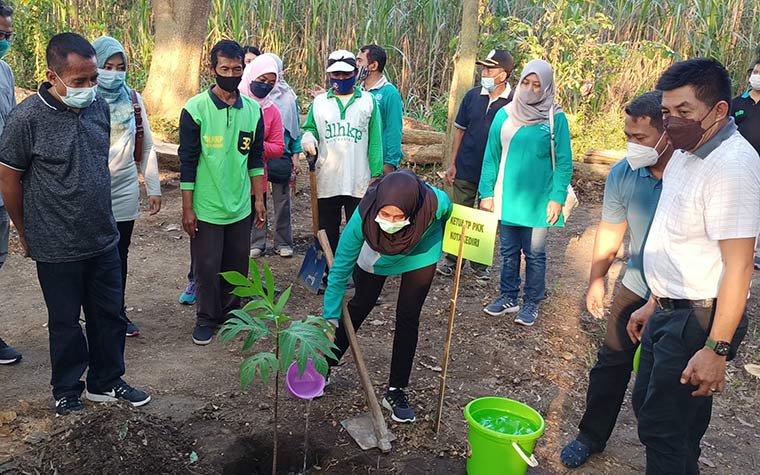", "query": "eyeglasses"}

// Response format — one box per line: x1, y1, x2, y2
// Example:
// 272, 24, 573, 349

0, 31, 15, 41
